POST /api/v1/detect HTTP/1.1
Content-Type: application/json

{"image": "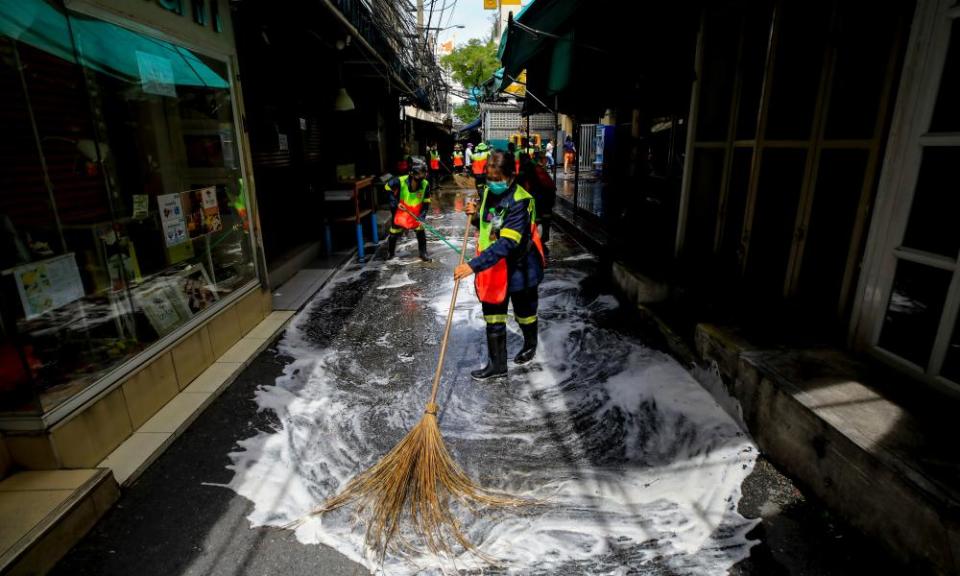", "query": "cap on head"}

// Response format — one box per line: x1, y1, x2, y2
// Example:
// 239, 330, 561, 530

409, 158, 427, 176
